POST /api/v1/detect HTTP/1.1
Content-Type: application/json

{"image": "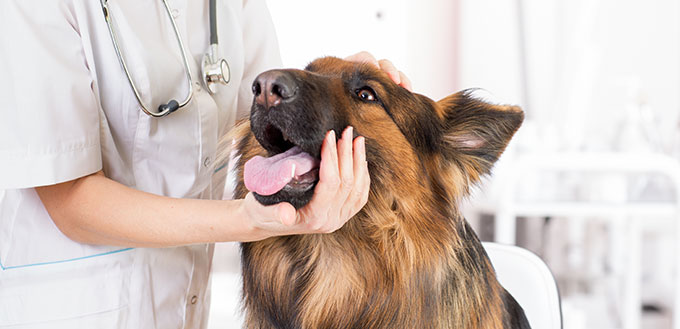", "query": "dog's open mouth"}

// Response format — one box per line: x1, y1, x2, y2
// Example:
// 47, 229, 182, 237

243, 124, 321, 199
